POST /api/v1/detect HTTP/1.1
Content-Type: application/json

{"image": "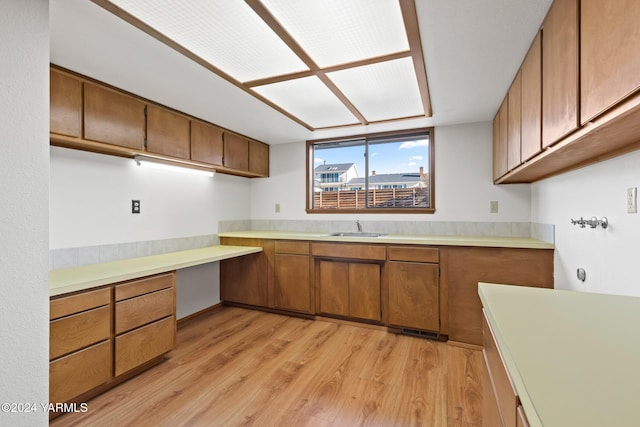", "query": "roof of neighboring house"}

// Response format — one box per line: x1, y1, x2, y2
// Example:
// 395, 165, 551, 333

314, 163, 355, 173
348, 172, 423, 185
